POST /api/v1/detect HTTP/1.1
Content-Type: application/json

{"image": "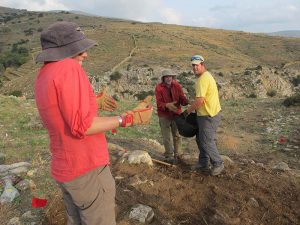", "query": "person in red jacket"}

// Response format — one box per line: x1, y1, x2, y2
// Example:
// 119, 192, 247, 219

35, 21, 152, 225
155, 69, 189, 163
